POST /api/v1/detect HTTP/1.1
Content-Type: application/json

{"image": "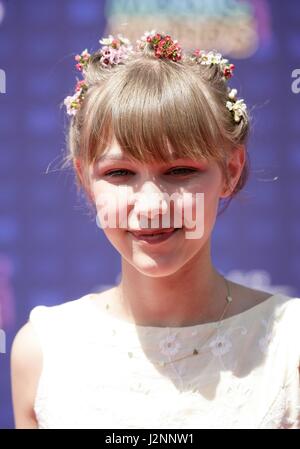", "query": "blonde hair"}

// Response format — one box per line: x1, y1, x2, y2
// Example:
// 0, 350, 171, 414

62, 38, 251, 215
